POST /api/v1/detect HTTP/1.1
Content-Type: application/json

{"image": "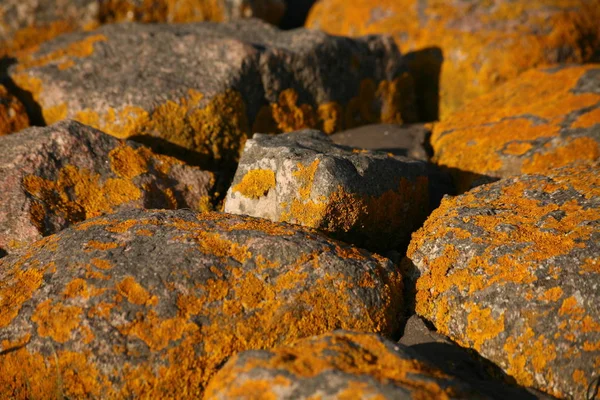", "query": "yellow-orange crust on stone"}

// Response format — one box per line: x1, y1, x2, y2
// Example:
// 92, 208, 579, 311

404, 162, 600, 398
205, 331, 477, 399
0, 209, 403, 398
305, 0, 600, 118
0, 85, 29, 135
431, 65, 600, 193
